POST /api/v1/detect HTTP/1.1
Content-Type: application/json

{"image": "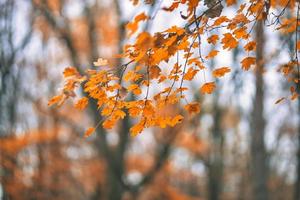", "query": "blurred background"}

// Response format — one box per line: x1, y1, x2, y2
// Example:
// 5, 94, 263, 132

0, 0, 299, 199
